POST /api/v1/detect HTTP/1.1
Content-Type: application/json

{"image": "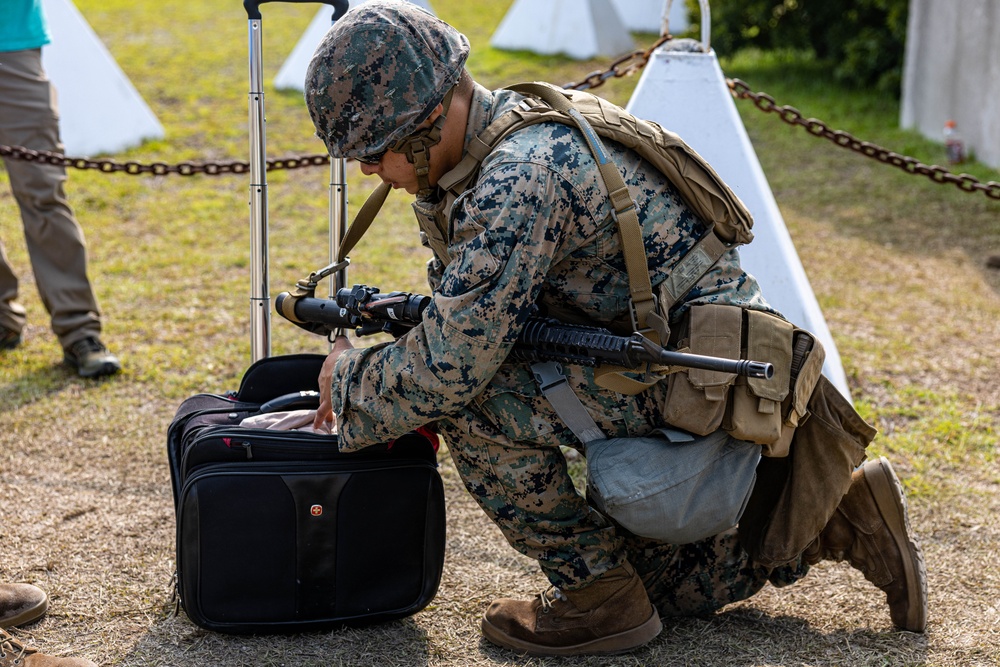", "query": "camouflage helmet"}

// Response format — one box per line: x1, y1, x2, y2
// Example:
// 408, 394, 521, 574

305, 0, 470, 159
